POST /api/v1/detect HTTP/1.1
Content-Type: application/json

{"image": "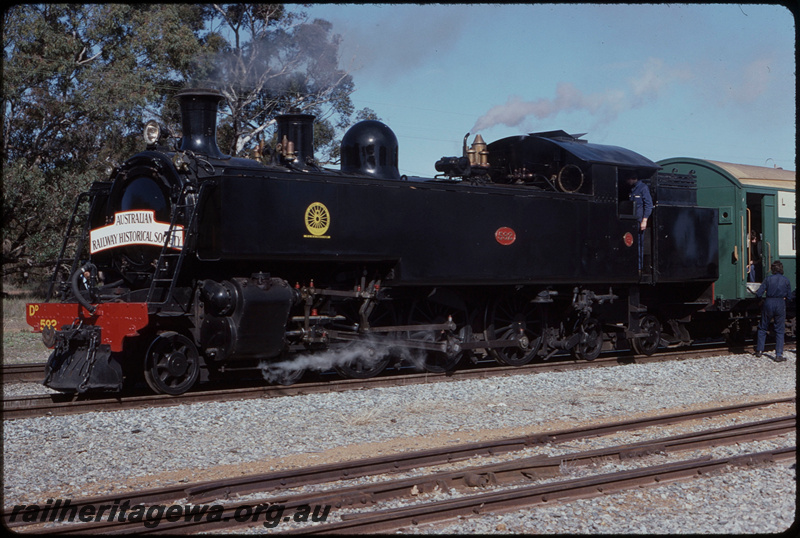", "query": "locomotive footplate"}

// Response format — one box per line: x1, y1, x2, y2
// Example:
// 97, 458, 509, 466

27, 302, 149, 393
26, 302, 149, 352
